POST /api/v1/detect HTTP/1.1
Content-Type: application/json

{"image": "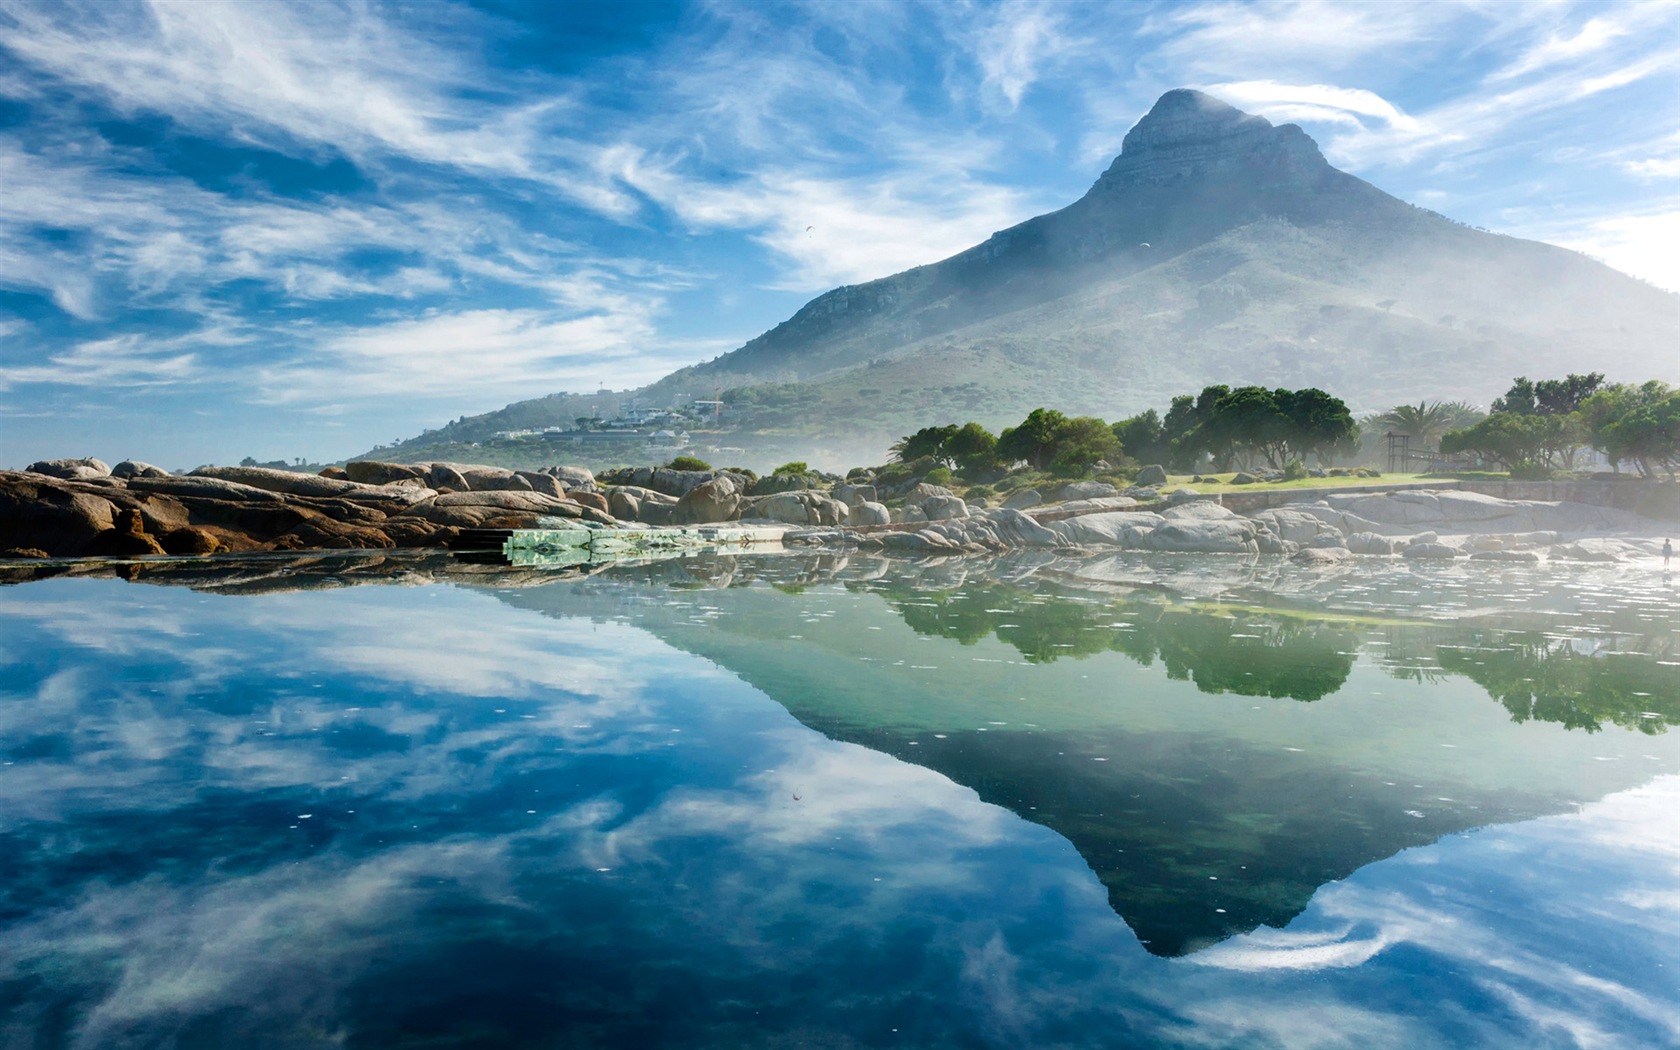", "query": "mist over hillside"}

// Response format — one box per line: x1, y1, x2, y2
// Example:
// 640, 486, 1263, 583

372, 89, 1680, 471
